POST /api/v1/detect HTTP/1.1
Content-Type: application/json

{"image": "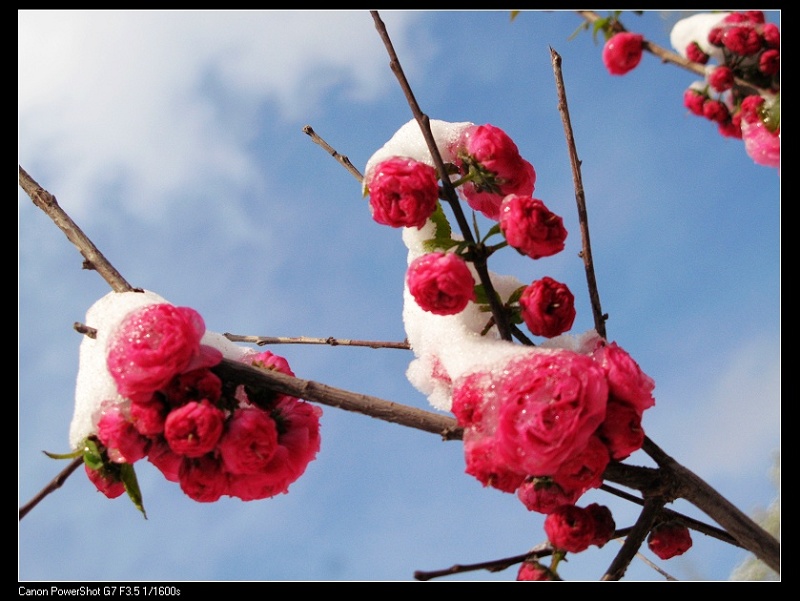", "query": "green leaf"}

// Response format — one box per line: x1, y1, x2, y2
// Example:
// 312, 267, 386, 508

120, 463, 147, 519
82, 438, 105, 471
423, 204, 461, 252
507, 285, 527, 306
43, 448, 84, 460
430, 202, 452, 240
483, 223, 502, 243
